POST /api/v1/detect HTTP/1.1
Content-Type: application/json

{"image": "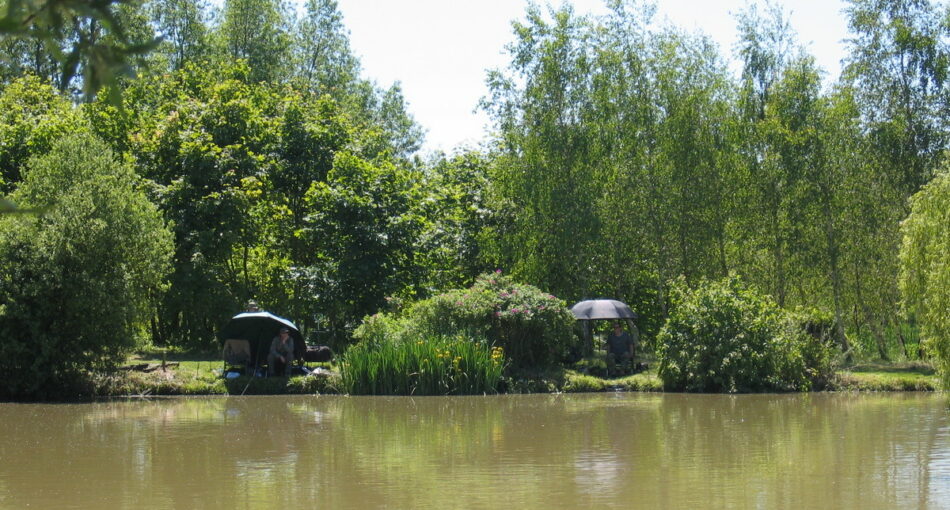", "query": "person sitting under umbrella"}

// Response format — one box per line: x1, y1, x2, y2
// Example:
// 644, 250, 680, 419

605, 322, 634, 374
267, 327, 295, 376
